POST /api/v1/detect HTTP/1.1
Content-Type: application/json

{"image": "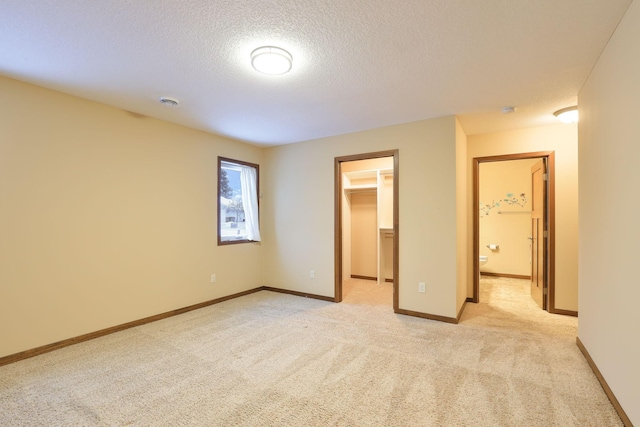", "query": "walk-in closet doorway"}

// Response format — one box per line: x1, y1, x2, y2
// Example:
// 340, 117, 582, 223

334, 150, 399, 310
